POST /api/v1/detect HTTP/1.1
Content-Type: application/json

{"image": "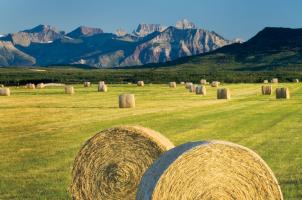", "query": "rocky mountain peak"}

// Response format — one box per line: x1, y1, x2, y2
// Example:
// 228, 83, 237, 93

133, 24, 167, 37
116, 28, 128, 37
175, 19, 197, 29
67, 26, 104, 38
